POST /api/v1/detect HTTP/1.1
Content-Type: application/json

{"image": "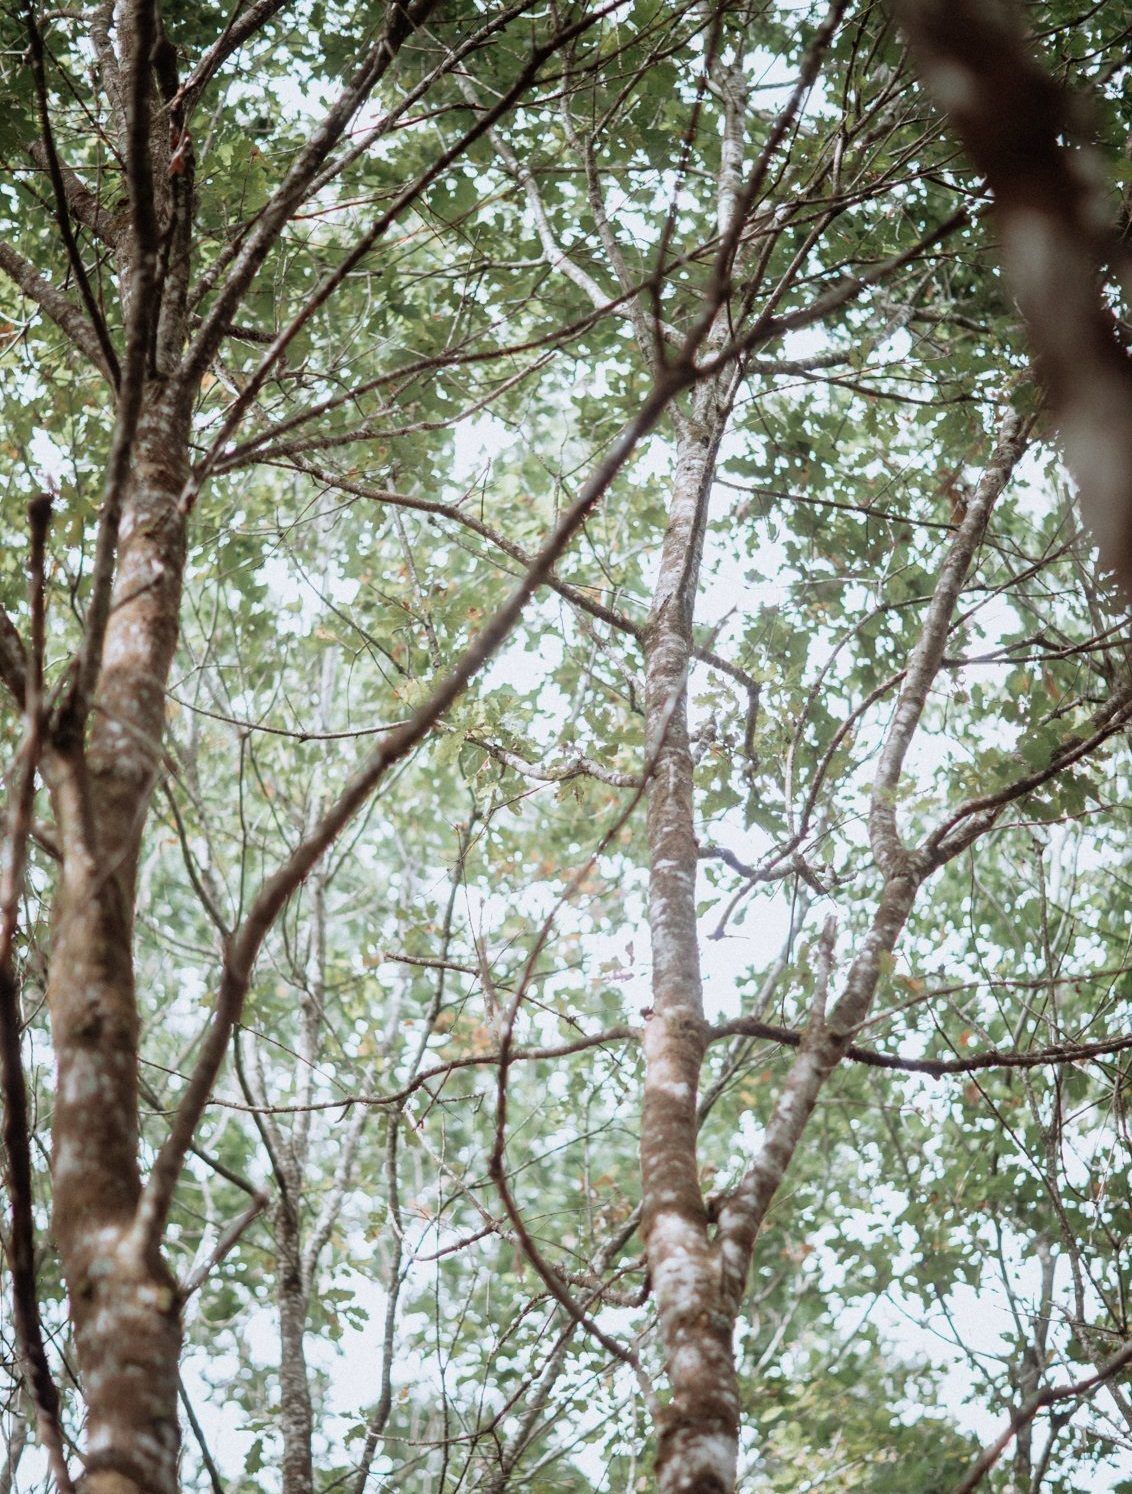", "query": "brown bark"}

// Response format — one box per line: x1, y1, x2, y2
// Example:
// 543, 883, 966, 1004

21, 8, 210, 1483
638, 33, 755, 1491
641, 394, 740, 1494
44, 388, 190, 1494
276, 1197, 315, 1494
